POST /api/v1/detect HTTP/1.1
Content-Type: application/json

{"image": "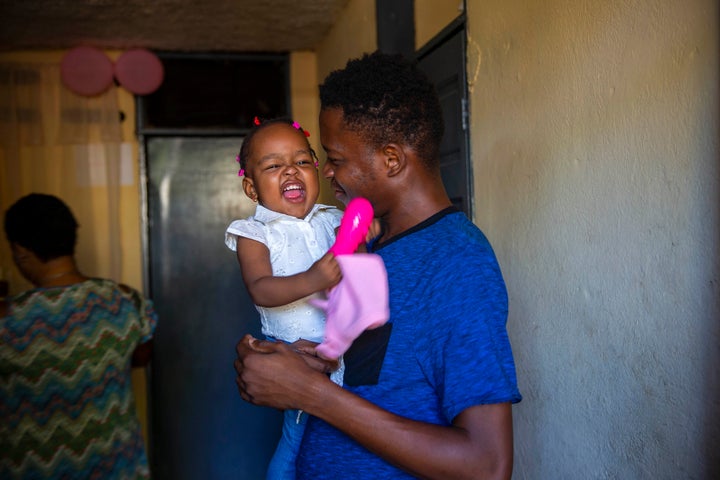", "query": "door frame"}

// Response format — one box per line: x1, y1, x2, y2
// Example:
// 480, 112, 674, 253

416, 14, 474, 219
134, 52, 291, 473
